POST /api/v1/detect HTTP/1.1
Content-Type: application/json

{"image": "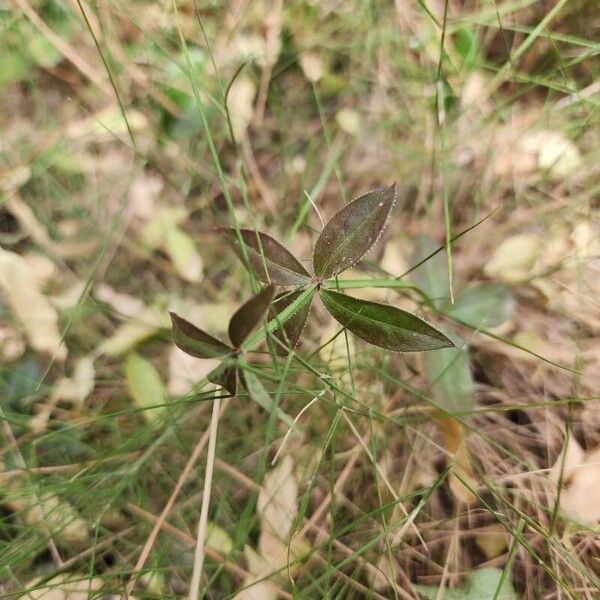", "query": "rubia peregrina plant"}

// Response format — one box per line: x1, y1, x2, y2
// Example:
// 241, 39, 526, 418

170, 184, 454, 396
